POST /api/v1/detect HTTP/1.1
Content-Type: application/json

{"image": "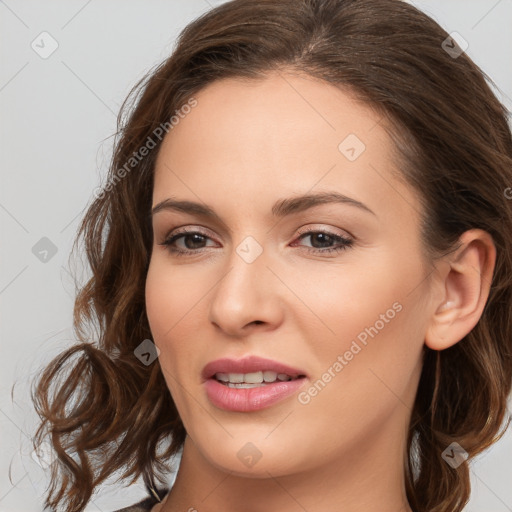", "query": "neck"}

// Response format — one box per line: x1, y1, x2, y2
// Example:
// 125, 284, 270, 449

160, 415, 413, 512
